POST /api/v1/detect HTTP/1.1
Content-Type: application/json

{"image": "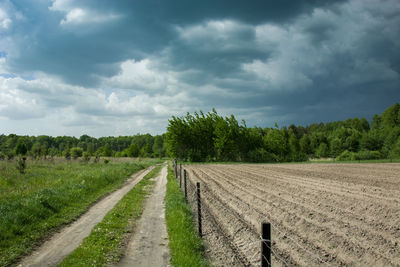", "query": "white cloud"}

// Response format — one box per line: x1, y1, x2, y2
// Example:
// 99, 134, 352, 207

49, 0, 121, 25
0, 8, 11, 29
106, 59, 173, 92
0, 71, 192, 135
0, 77, 45, 119
176, 20, 255, 51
